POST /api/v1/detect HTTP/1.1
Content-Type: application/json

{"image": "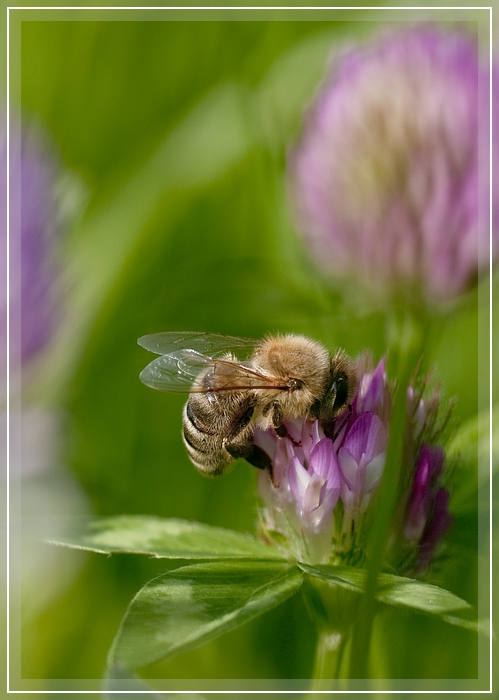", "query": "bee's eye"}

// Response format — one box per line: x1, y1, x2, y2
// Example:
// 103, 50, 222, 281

332, 375, 349, 411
